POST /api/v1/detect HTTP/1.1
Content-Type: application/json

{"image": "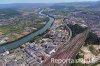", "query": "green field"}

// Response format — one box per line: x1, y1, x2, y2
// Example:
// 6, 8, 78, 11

0, 8, 49, 43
